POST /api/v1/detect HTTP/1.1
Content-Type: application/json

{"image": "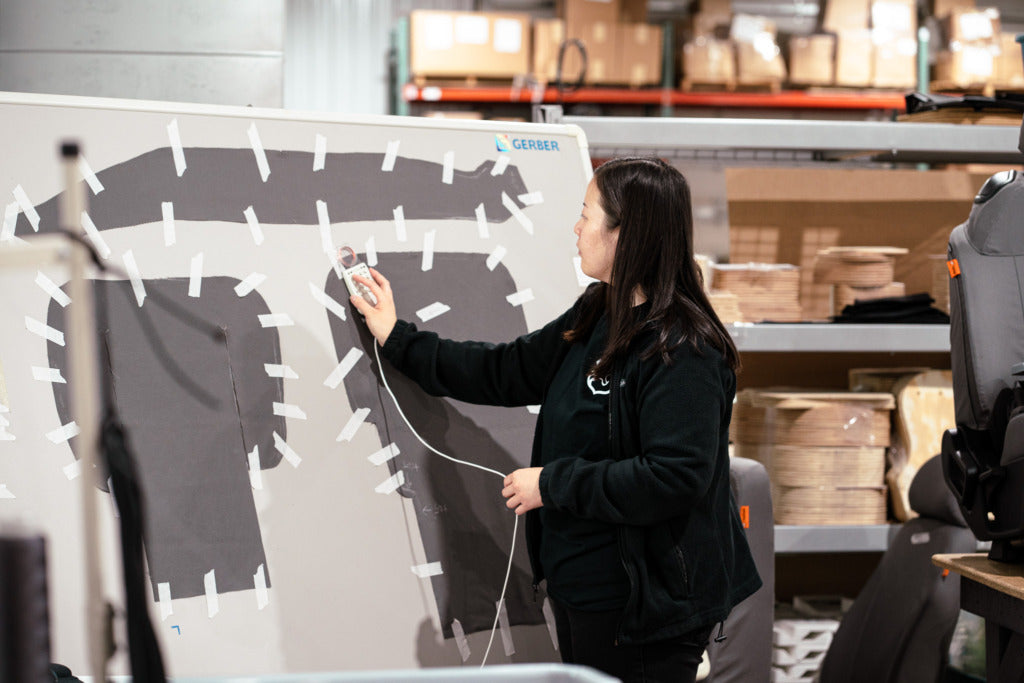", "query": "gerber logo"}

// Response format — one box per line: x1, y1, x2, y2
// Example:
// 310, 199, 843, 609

495, 134, 512, 152
495, 134, 561, 152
